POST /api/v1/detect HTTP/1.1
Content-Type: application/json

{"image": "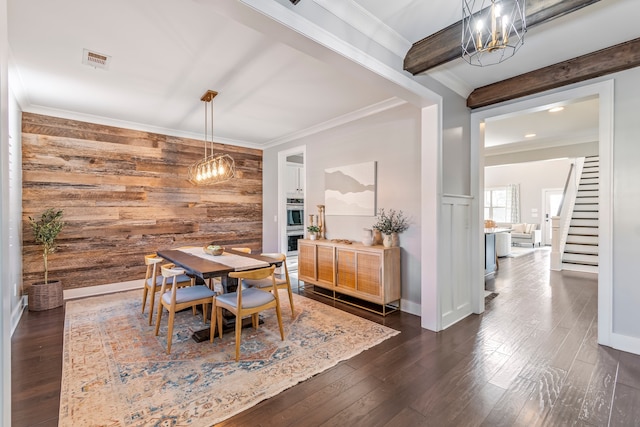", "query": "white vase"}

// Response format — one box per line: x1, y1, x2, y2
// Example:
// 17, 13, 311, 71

362, 228, 373, 246
310, 233, 317, 240
382, 233, 392, 247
